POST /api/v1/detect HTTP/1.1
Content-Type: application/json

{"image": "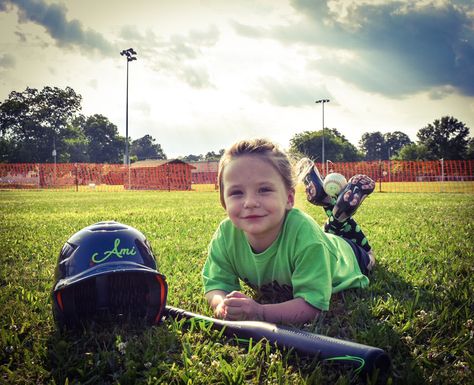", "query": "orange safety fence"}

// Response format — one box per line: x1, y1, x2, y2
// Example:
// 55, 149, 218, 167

320, 159, 474, 181
0, 163, 128, 190
318, 159, 474, 193
127, 163, 194, 191
190, 161, 219, 187
0, 160, 472, 193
